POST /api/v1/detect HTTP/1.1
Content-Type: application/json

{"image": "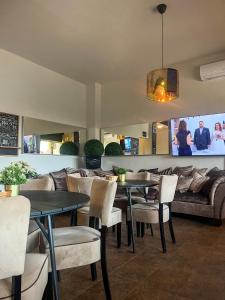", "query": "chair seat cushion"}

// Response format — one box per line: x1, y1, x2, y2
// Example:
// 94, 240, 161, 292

77, 207, 122, 227
0, 254, 48, 300
42, 226, 101, 271
128, 203, 169, 224
174, 191, 209, 205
